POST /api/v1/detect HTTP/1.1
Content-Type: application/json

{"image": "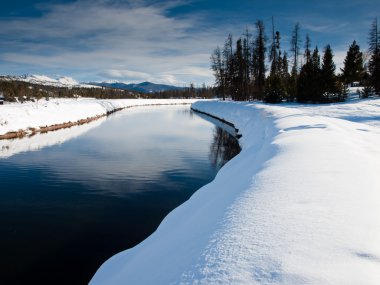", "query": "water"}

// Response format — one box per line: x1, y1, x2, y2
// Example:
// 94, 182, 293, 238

0, 105, 240, 285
